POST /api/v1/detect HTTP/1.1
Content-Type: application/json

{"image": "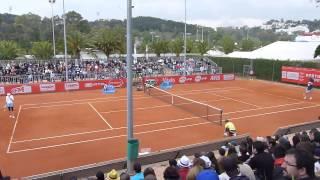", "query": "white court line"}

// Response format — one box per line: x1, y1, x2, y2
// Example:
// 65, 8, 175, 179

211, 92, 261, 108
11, 101, 308, 144
229, 104, 320, 121
88, 103, 113, 129
224, 101, 307, 115
100, 98, 229, 114
22, 95, 132, 106
21, 87, 243, 110
9, 103, 320, 153
8, 121, 210, 153
12, 115, 203, 143
7, 105, 22, 153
